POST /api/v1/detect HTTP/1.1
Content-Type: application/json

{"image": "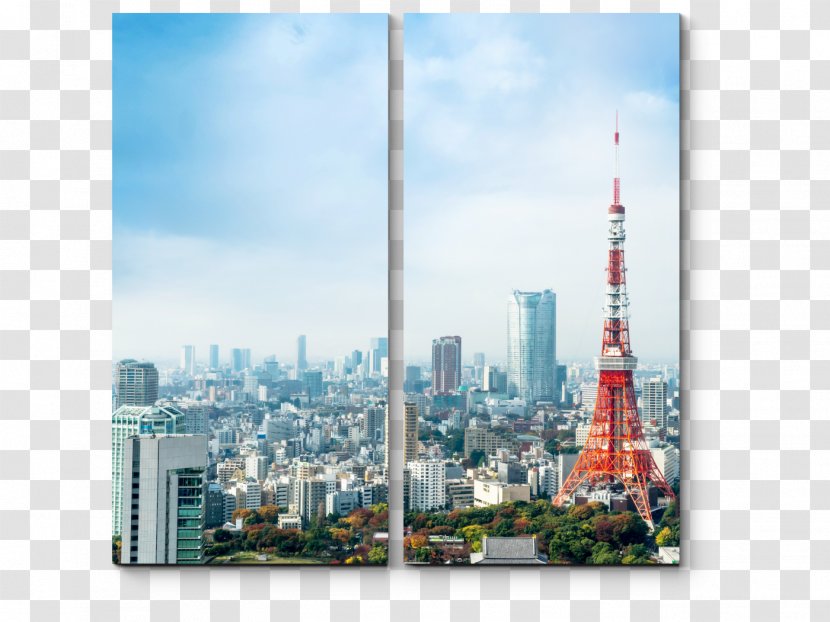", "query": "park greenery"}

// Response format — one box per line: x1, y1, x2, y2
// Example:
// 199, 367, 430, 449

404, 498, 679, 565
207, 502, 389, 565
